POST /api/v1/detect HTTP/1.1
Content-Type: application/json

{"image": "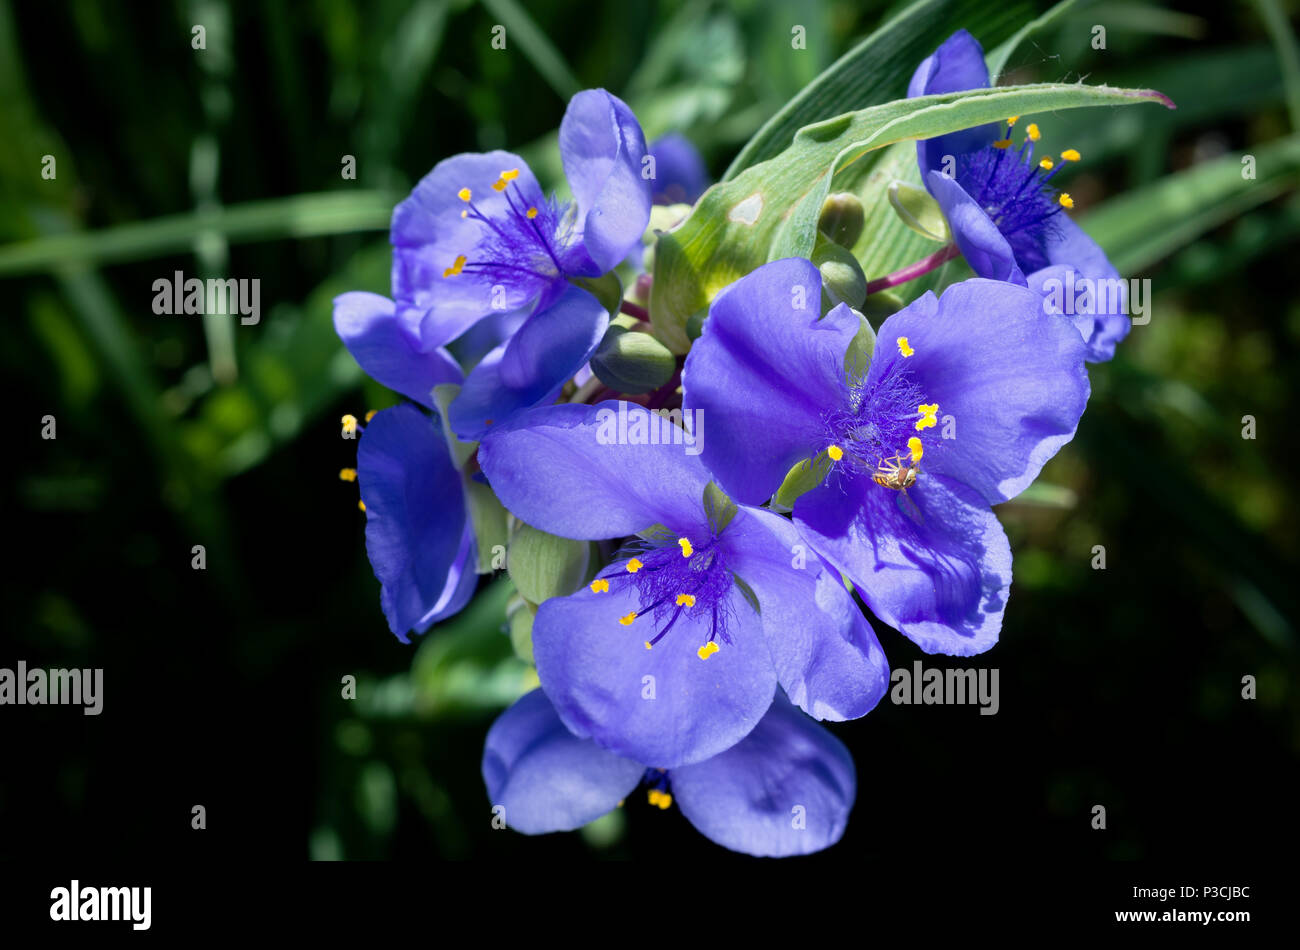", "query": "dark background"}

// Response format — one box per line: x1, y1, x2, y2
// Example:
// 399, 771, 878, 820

1, 0, 1296, 879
